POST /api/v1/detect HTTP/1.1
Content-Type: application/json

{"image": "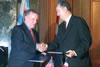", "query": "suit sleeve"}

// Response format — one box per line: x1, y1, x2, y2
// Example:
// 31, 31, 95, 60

74, 19, 92, 58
